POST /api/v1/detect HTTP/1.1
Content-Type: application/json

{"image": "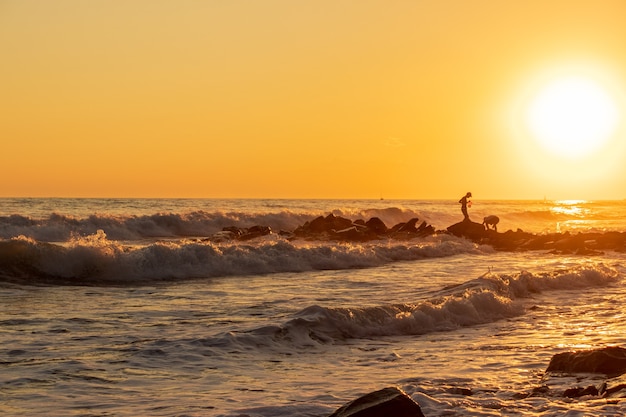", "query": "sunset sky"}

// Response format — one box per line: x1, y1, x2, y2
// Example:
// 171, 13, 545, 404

1, 0, 625, 200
